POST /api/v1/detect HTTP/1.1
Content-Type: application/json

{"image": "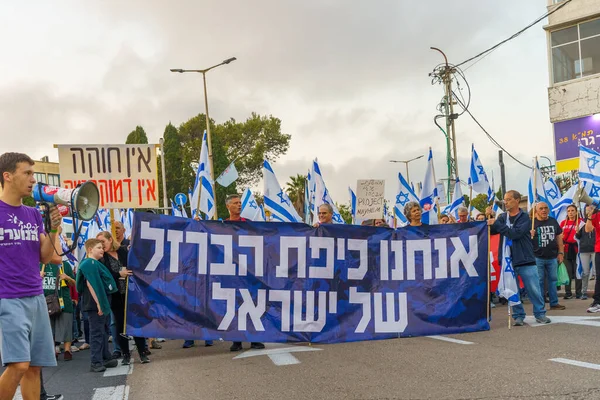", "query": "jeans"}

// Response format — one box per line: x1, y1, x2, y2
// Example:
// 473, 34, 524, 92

563, 258, 582, 297
593, 253, 600, 305
83, 312, 90, 345
580, 252, 595, 294
536, 258, 559, 306
73, 302, 81, 340
112, 303, 145, 357
111, 313, 121, 354
88, 312, 112, 365
512, 264, 547, 320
